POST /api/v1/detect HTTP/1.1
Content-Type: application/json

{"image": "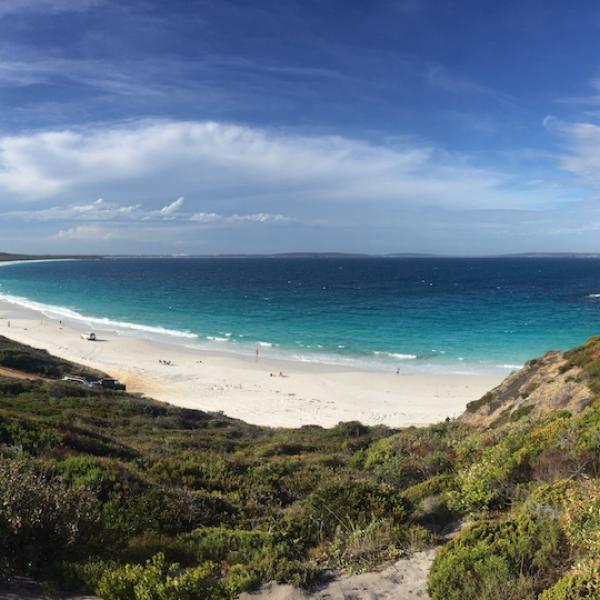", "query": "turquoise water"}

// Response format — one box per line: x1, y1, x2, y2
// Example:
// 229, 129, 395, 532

2, 257, 600, 374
